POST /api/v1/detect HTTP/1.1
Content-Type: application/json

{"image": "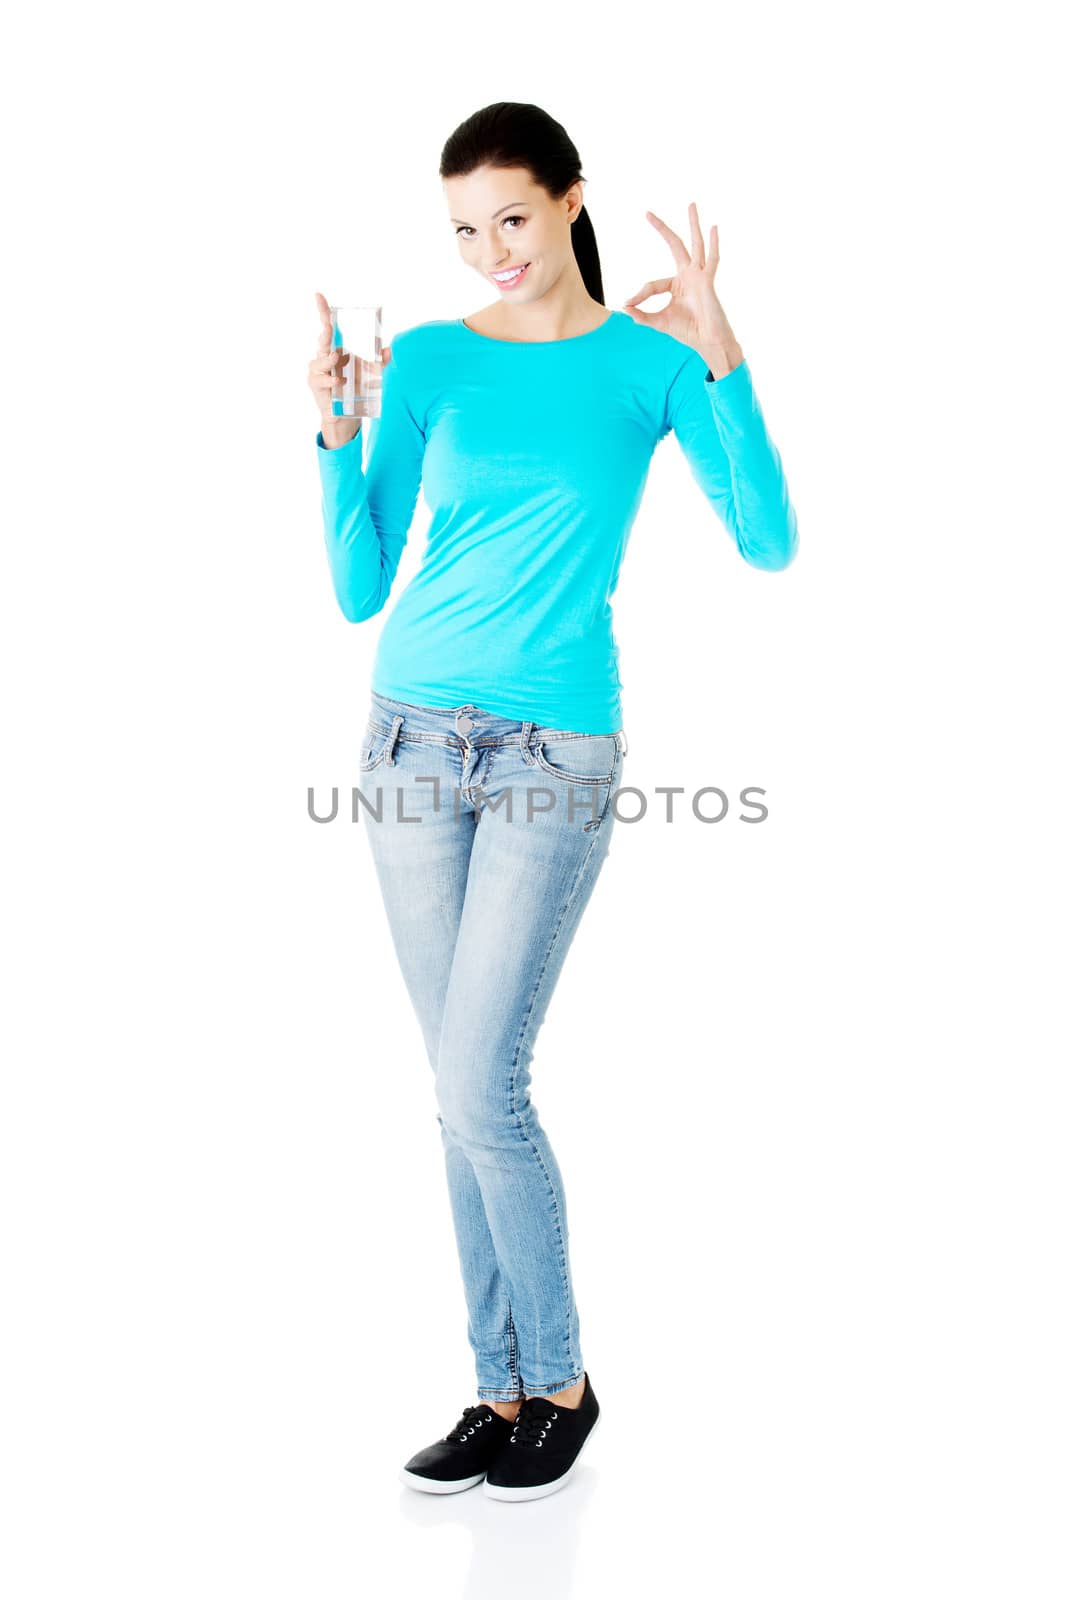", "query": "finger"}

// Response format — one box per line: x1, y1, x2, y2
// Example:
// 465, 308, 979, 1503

310, 349, 350, 377
620, 301, 664, 327
315, 291, 339, 354
309, 364, 348, 396
314, 300, 343, 360
645, 210, 690, 268
688, 202, 705, 270
621, 277, 673, 307
383, 345, 392, 366
707, 223, 719, 266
